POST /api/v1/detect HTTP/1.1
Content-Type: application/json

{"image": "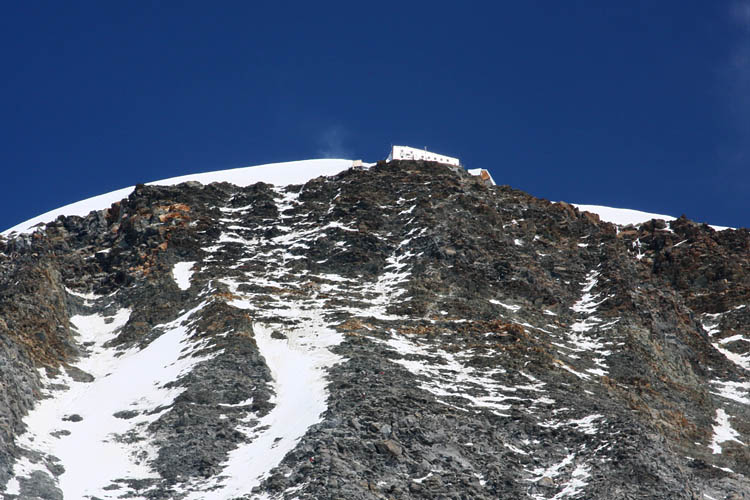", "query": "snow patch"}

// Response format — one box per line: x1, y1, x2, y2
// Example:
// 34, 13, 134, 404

489, 299, 521, 312
702, 313, 750, 371
528, 452, 591, 499
711, 380, 750, 405
172, 261, 196, 290
709, 409, 744, 454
